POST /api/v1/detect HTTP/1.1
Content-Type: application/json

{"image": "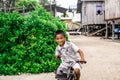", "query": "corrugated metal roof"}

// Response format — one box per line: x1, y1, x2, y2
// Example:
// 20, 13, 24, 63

44, 5, 68, 13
